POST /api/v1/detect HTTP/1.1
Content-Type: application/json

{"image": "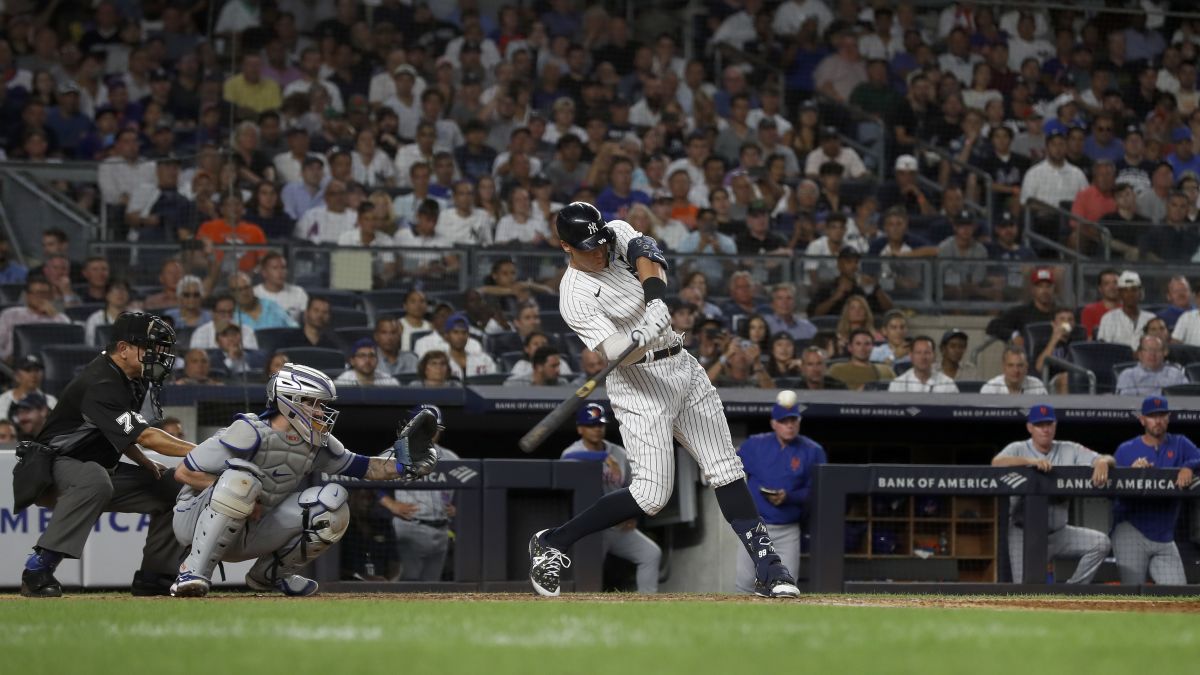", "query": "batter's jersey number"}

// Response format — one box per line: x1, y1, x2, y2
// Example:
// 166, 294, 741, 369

116, 411, 148, 433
